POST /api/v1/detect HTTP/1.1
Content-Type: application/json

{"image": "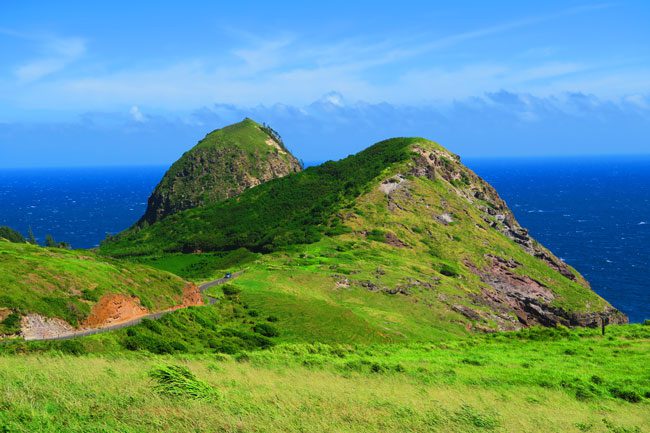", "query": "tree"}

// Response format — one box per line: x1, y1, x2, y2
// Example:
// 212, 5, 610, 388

0, 226, 26, 243
27, 226, 37, 244
45, 234, 57, 248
